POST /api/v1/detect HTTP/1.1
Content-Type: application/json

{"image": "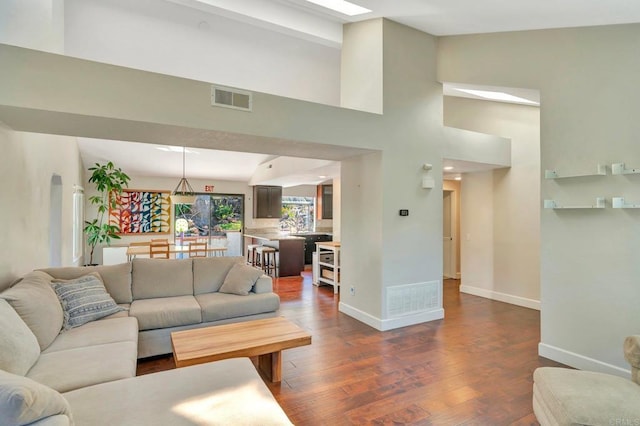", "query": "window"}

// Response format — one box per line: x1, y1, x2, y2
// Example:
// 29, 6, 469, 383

174, 194, 244, 237
280, 196, 315, 233
174, 194, 244, 257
